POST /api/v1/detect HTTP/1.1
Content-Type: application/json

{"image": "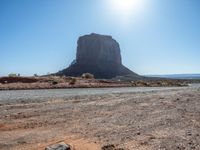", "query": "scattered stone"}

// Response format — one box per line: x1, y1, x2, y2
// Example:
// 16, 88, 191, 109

188, 141, 193, 145
140, 141, 148, 145
45, 142, 70, 150
101, 144, 125, 150
176, 146, 186, 150
17, 138, 27, 144
101, 144, 115, 150
136, 132, 141, 135
187, 131, 192, 136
